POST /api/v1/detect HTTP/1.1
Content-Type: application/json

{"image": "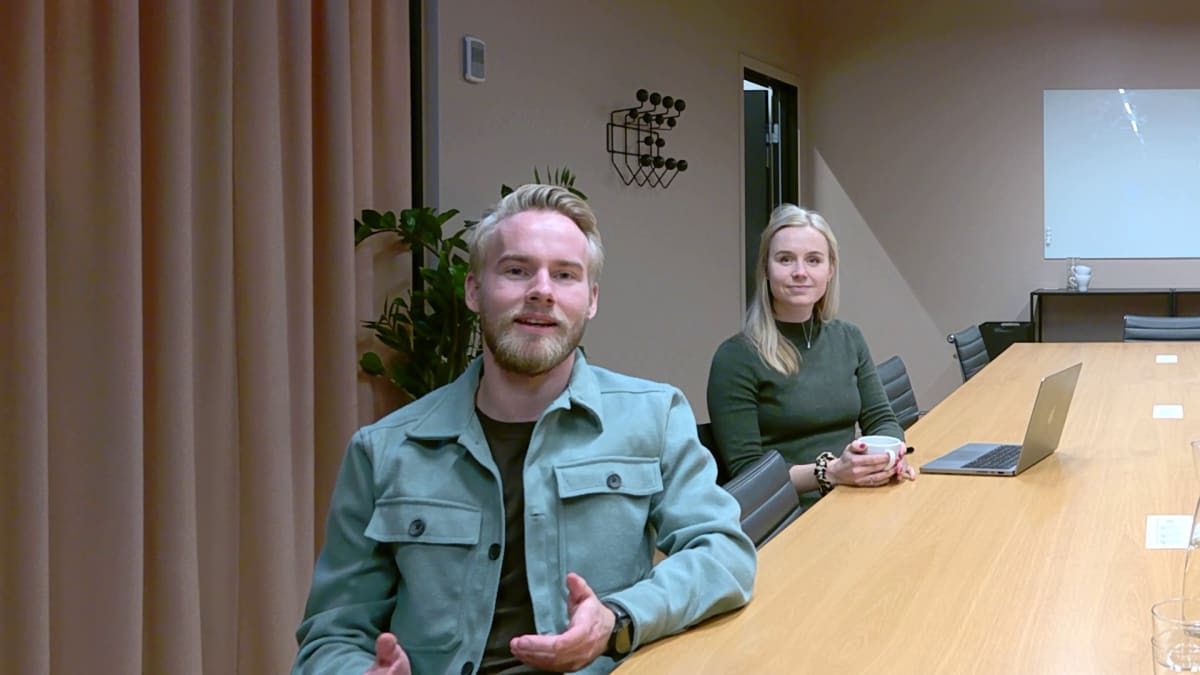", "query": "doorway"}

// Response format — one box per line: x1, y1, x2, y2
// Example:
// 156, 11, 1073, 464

743, 70, 798, 304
